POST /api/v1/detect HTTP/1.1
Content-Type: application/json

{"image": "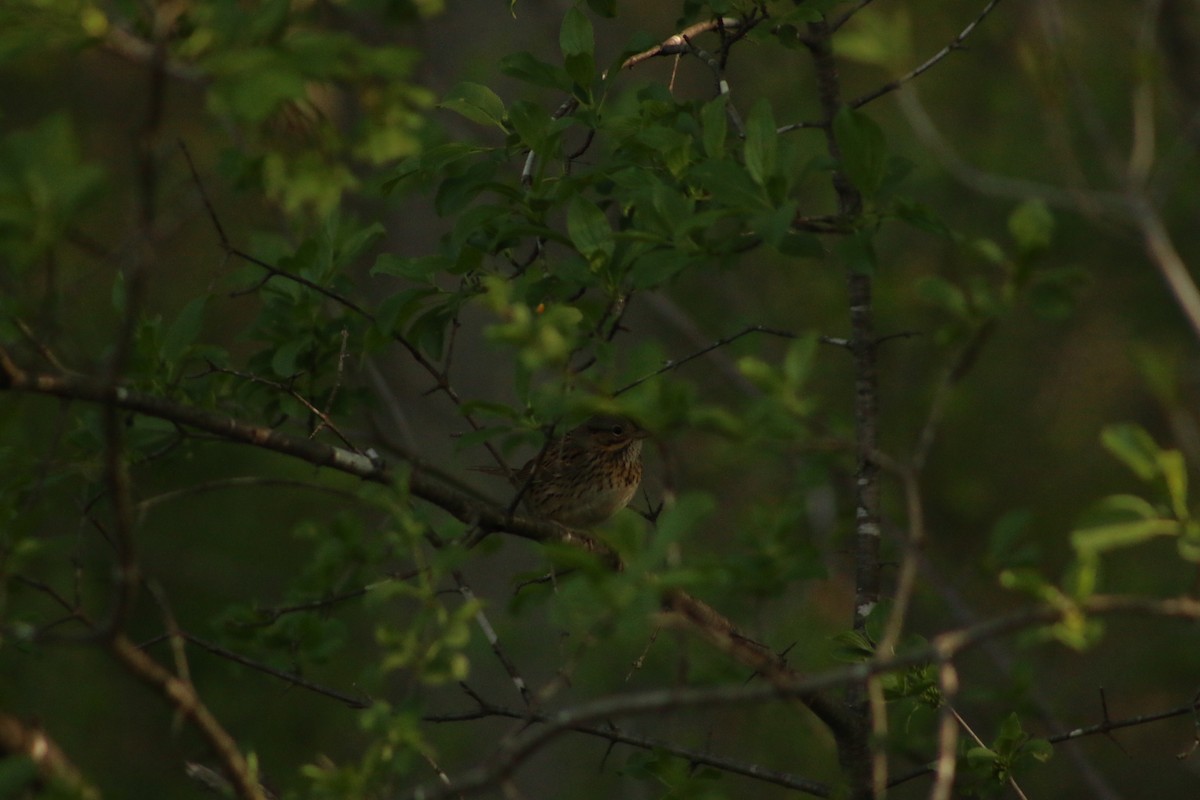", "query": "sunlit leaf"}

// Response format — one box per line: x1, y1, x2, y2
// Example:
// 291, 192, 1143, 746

439, 82, 507, 129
